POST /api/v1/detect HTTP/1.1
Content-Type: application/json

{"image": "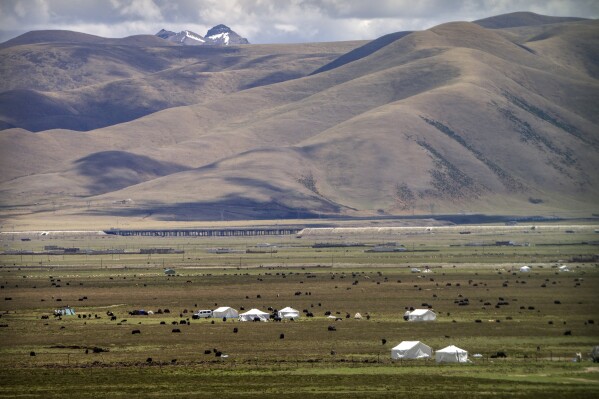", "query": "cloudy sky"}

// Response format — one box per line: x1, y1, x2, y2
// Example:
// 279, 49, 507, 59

1, 0, 597, 44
